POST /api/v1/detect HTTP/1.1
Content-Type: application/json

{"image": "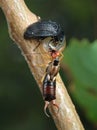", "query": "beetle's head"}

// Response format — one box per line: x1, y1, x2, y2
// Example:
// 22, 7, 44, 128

48, 34, 66, 53
58, 31, 65, 42
55, 31, 66, 51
